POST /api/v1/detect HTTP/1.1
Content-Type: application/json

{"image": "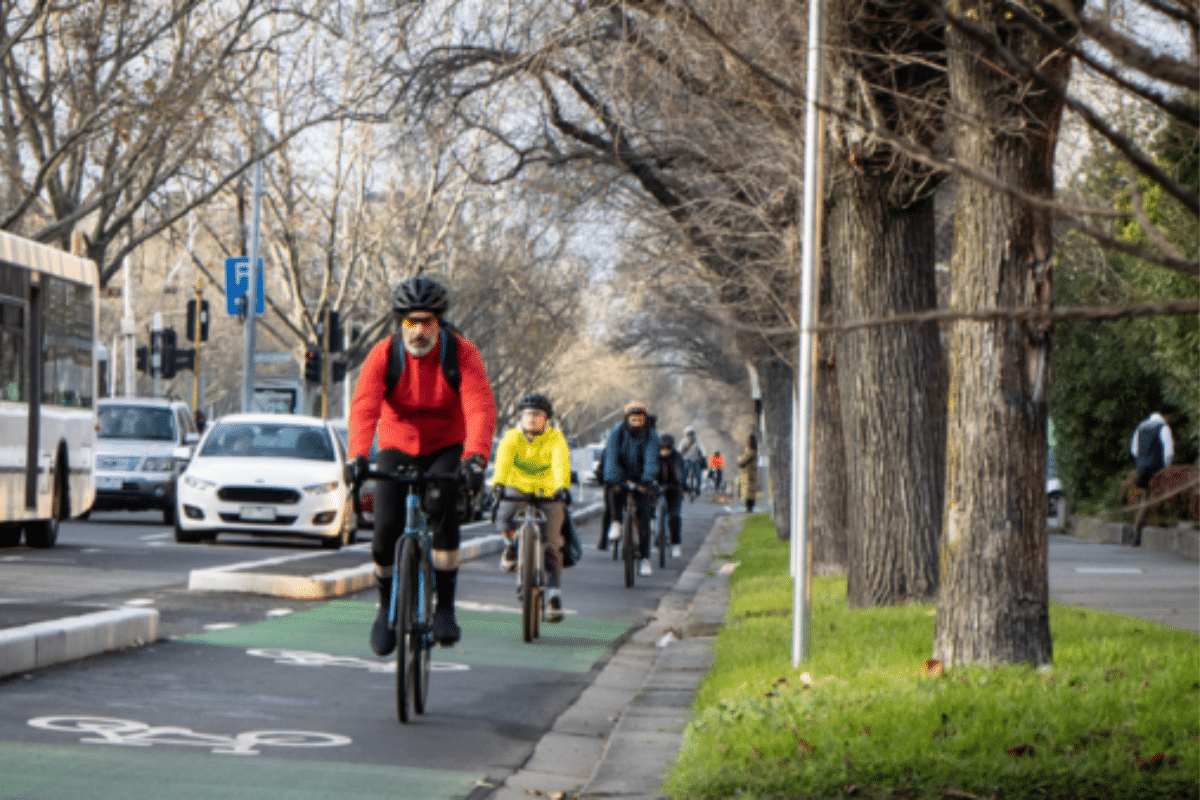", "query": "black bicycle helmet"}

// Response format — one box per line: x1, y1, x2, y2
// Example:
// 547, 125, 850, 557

391, 275, 450, 317
517, 392, 553, 418
659, 433, 675, 449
